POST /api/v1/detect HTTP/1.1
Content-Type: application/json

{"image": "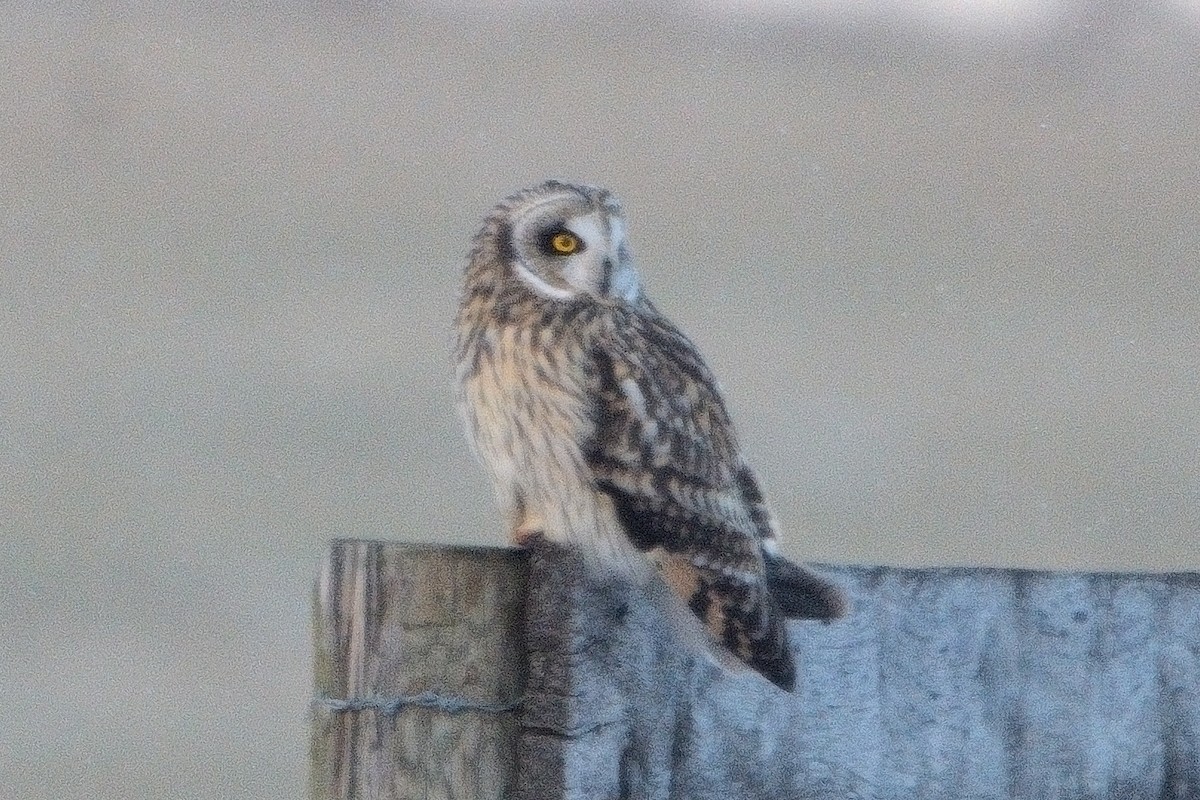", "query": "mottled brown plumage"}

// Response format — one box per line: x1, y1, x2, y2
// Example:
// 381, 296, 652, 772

455, 181, 848, 691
